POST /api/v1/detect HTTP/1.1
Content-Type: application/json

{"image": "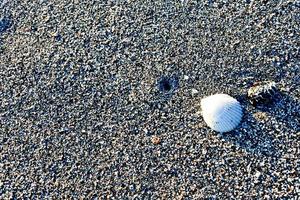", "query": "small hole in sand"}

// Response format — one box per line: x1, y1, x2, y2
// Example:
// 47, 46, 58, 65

158, 76, 178, 93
